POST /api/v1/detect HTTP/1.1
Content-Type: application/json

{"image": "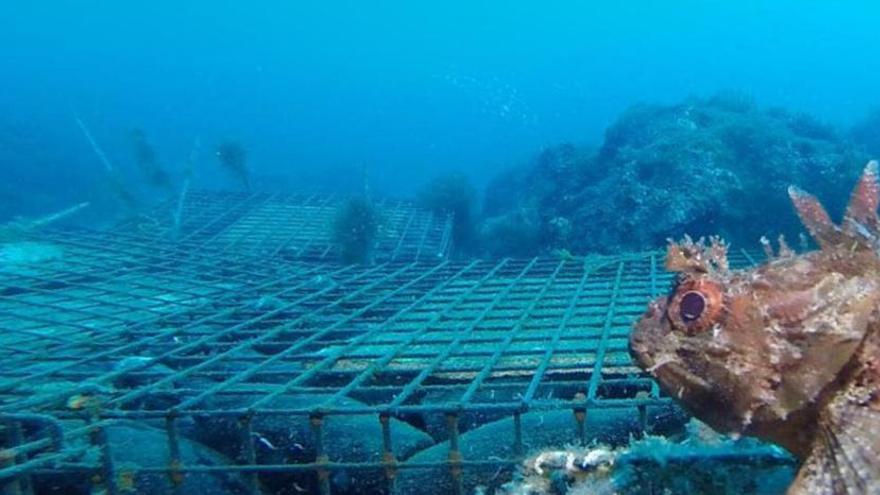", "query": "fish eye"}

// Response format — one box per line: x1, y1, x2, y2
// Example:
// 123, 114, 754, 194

668, 278, 724, 334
